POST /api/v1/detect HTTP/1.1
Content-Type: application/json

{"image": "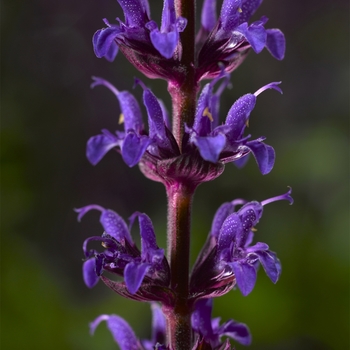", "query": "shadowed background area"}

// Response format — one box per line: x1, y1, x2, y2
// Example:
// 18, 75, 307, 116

1, 0, 349, 349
